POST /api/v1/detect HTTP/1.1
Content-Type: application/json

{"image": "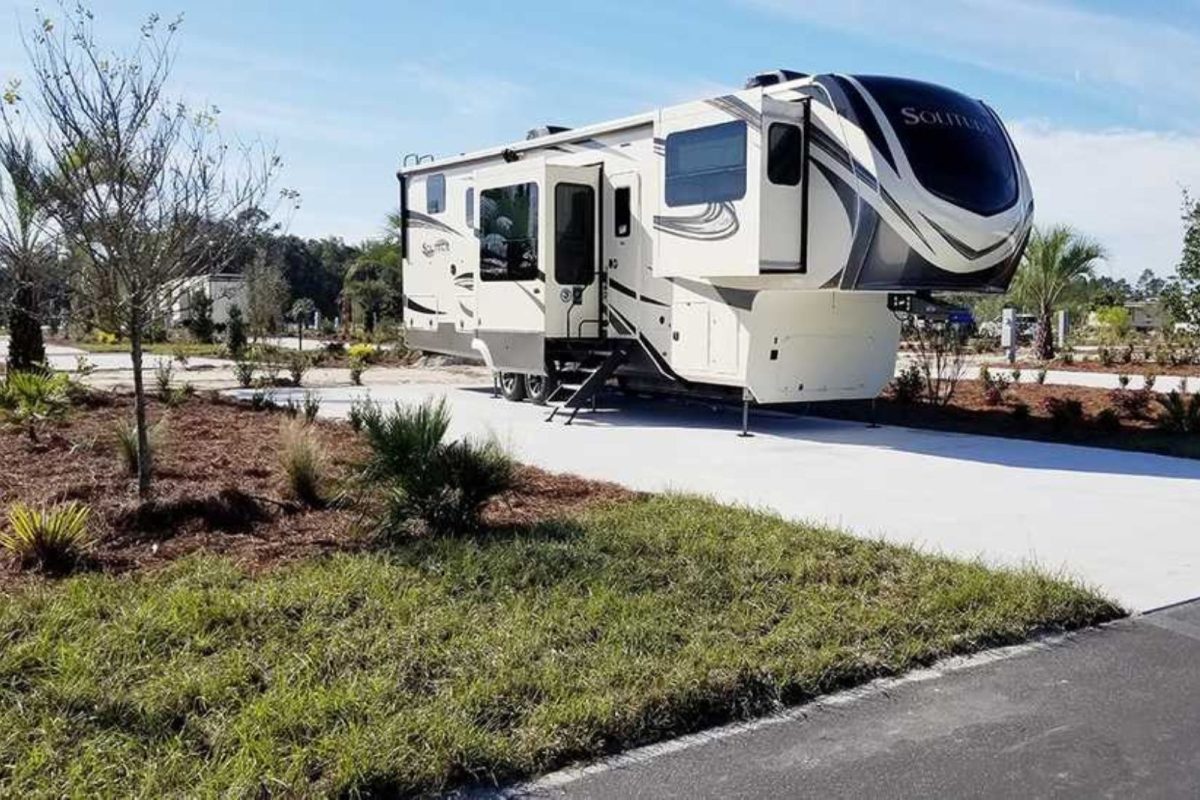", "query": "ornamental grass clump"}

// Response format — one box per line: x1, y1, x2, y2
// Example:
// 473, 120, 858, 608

279, 419, 327, 507
113, 416, 168, 476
